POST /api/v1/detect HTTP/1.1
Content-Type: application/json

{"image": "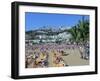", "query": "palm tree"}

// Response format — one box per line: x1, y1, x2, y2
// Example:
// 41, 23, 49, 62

67, 26, 79, 44
76, 16, 89, 44
68, 16, 89, 59
68, 16, 89, 45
